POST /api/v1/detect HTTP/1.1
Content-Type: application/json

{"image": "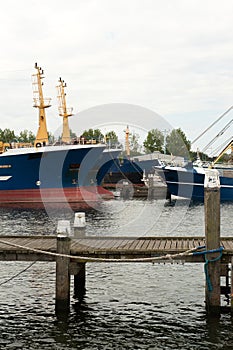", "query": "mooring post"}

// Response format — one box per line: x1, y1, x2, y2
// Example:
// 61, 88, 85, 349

55, 220, 71, 314
74, 212, 86, 238
231, 257, 233, 313
73, 263, 86, 299
204, 170, 221, 314
73, 213, 86, 298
